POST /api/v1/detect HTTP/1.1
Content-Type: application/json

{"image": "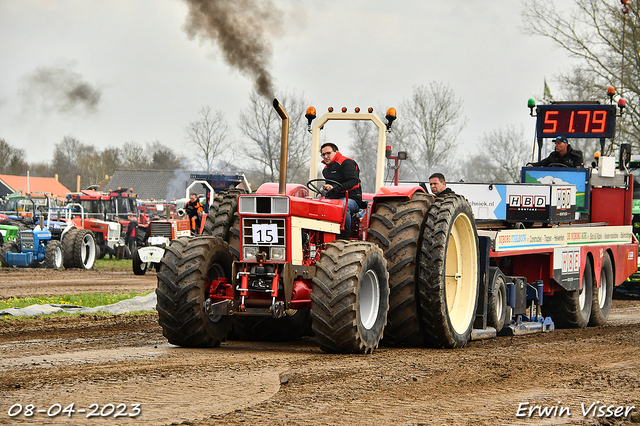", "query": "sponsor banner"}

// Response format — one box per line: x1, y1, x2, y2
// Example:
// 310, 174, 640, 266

553, 247, 581, 290
494, 225, 633, 252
